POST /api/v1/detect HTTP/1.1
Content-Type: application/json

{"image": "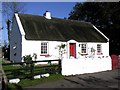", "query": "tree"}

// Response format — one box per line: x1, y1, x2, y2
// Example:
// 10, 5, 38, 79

2, 2, 26, 60
68, 2, 120, 55
0, 41, 2, 58
2, 40, 8, 59
2, 2, 26, 44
